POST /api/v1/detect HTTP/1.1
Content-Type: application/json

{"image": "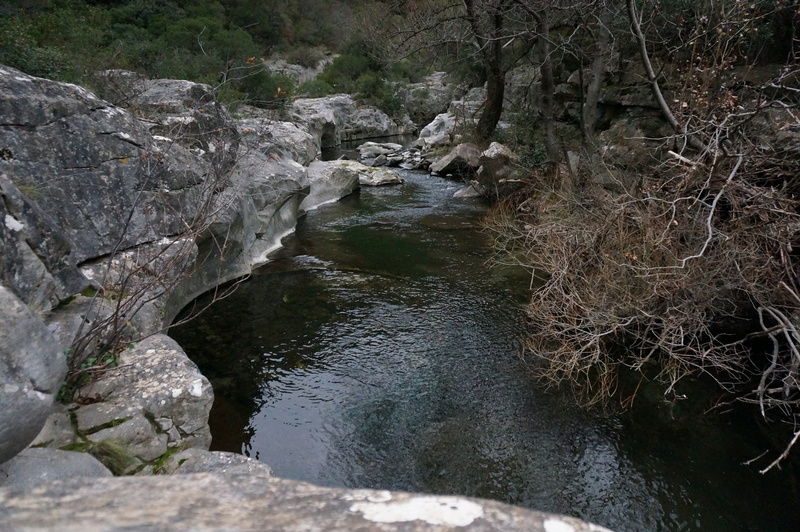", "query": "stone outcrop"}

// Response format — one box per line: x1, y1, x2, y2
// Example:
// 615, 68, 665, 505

0, 67, 218, 265
291, 94, 416, 148
0, 472, 613, 532
299, 160, 361, 213
418, 112, 458, 148
74, 334, 213, 470
0, 286, 67, 463
237, 117, 319, 166
399, 71, 465, 127
0, 64, 366, 476
430, 143, 482, 178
